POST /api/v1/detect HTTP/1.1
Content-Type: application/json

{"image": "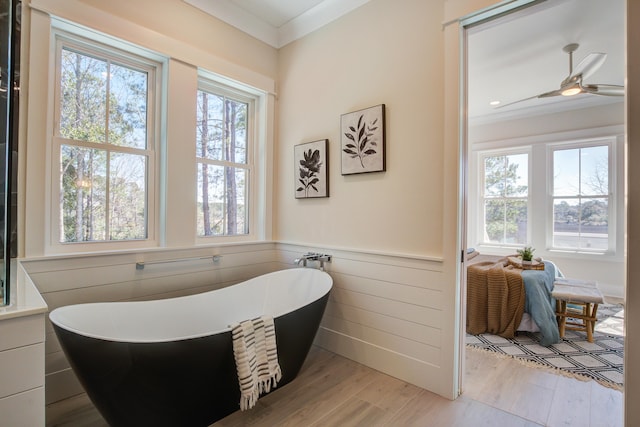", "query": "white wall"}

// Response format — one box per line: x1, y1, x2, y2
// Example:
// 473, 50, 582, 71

275, 0, 445, 257
275, 0, 462, 398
